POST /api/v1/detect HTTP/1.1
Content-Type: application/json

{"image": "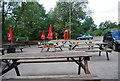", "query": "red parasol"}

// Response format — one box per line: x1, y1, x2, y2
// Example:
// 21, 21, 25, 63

8, 26, 14, 40
41, 30, 45, 39
47, 25, 53, 39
